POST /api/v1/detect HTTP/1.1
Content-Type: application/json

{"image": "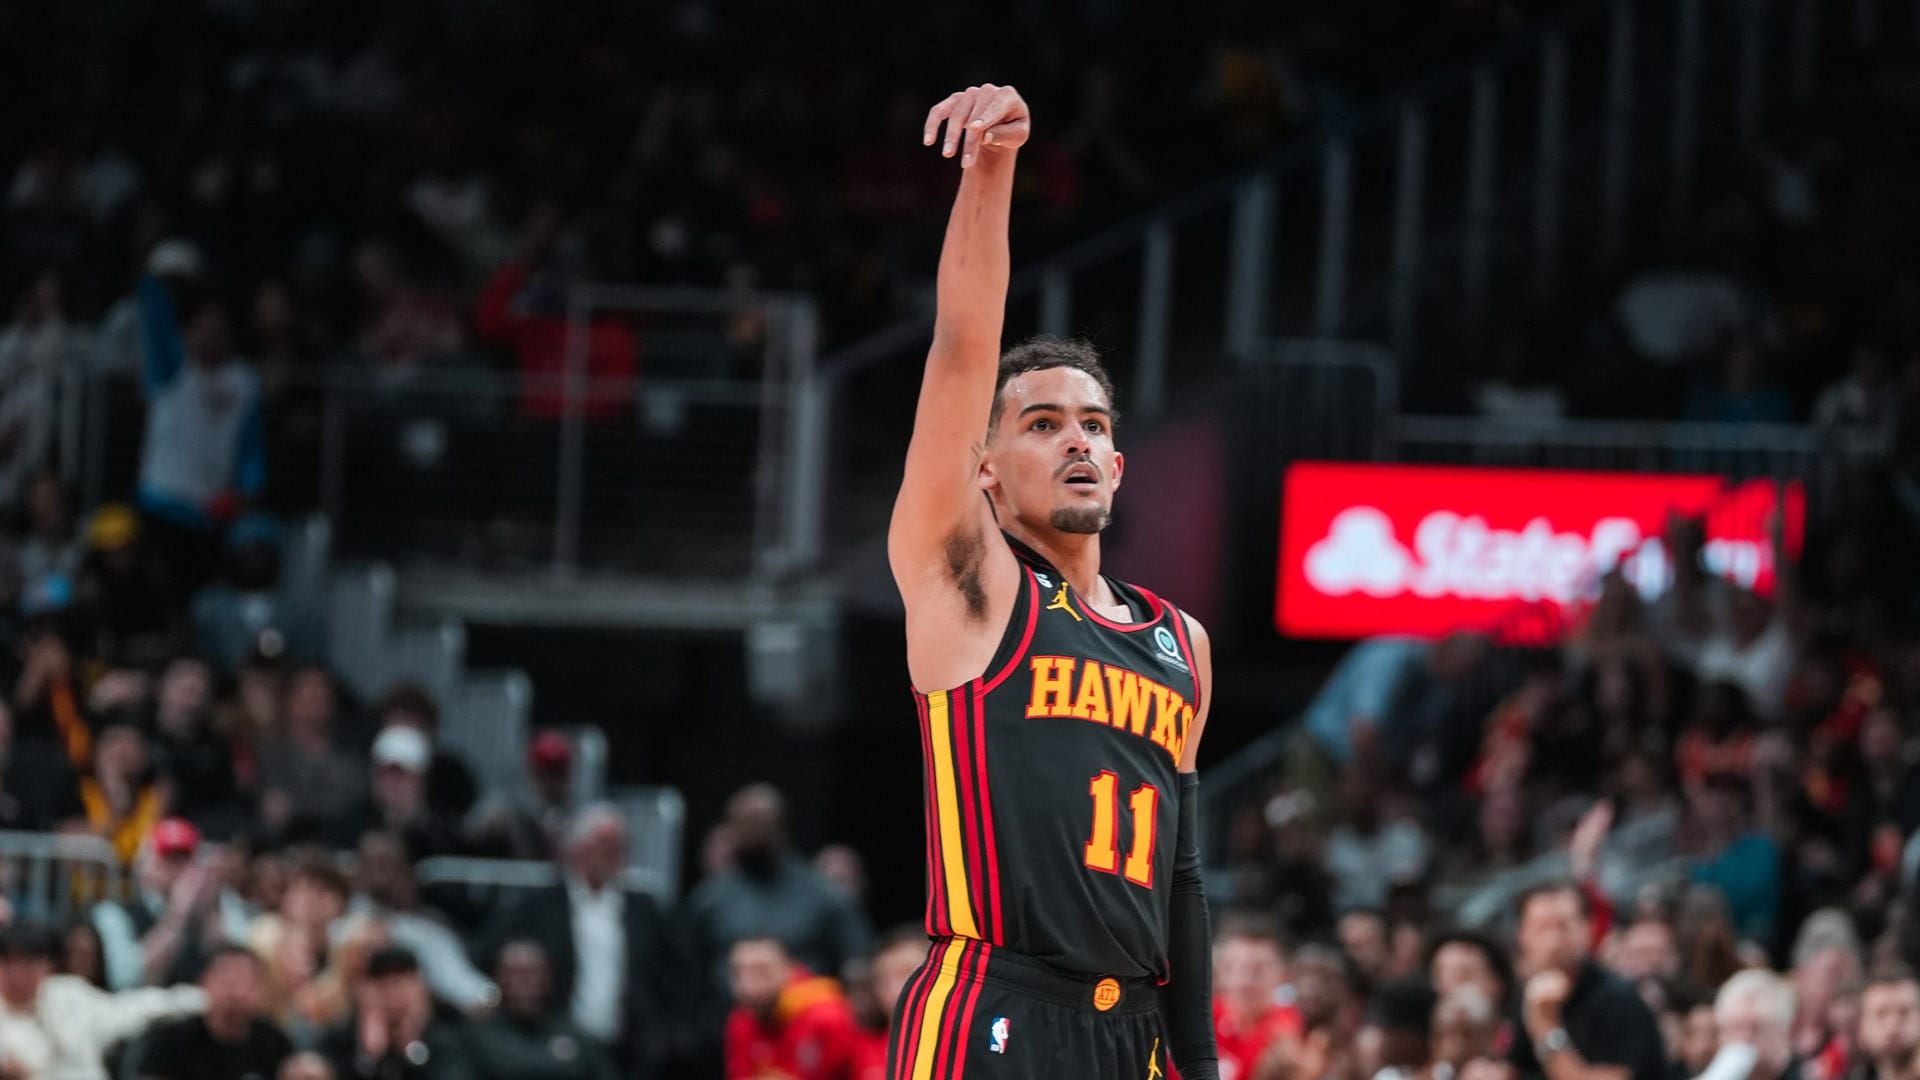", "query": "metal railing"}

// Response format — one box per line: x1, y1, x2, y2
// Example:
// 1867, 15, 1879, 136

1393, 415, 1818, 479
0, 831, 128, 923
77, 285, 822, 582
